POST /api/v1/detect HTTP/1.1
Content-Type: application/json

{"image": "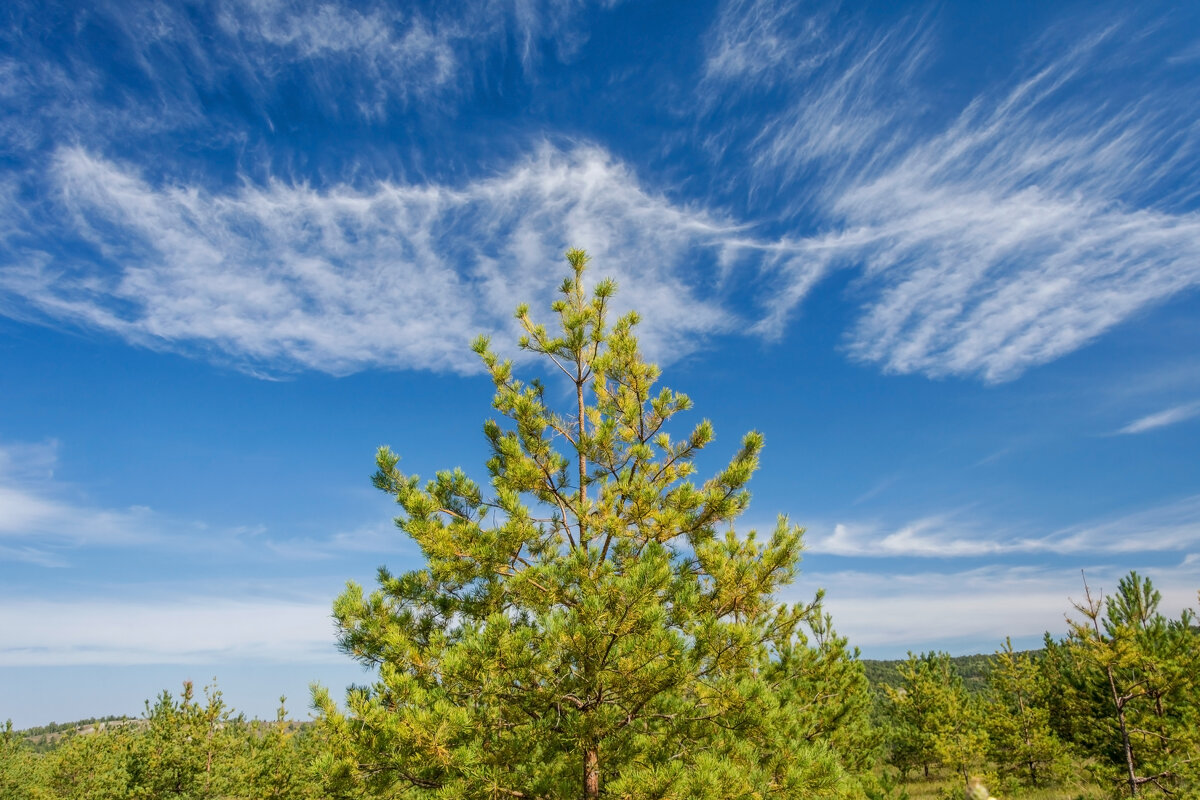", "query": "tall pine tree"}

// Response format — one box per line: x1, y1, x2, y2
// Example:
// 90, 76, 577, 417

315, 250, 873, 800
